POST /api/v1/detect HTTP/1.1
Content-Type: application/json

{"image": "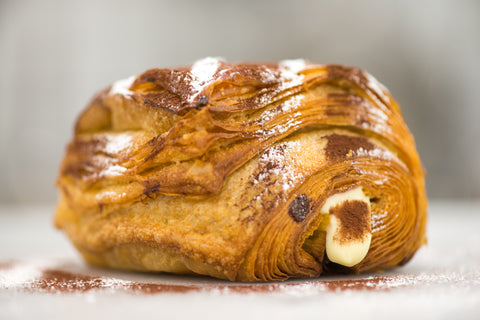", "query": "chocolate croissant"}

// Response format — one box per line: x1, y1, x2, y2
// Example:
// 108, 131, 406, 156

55, 58, 427, 281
